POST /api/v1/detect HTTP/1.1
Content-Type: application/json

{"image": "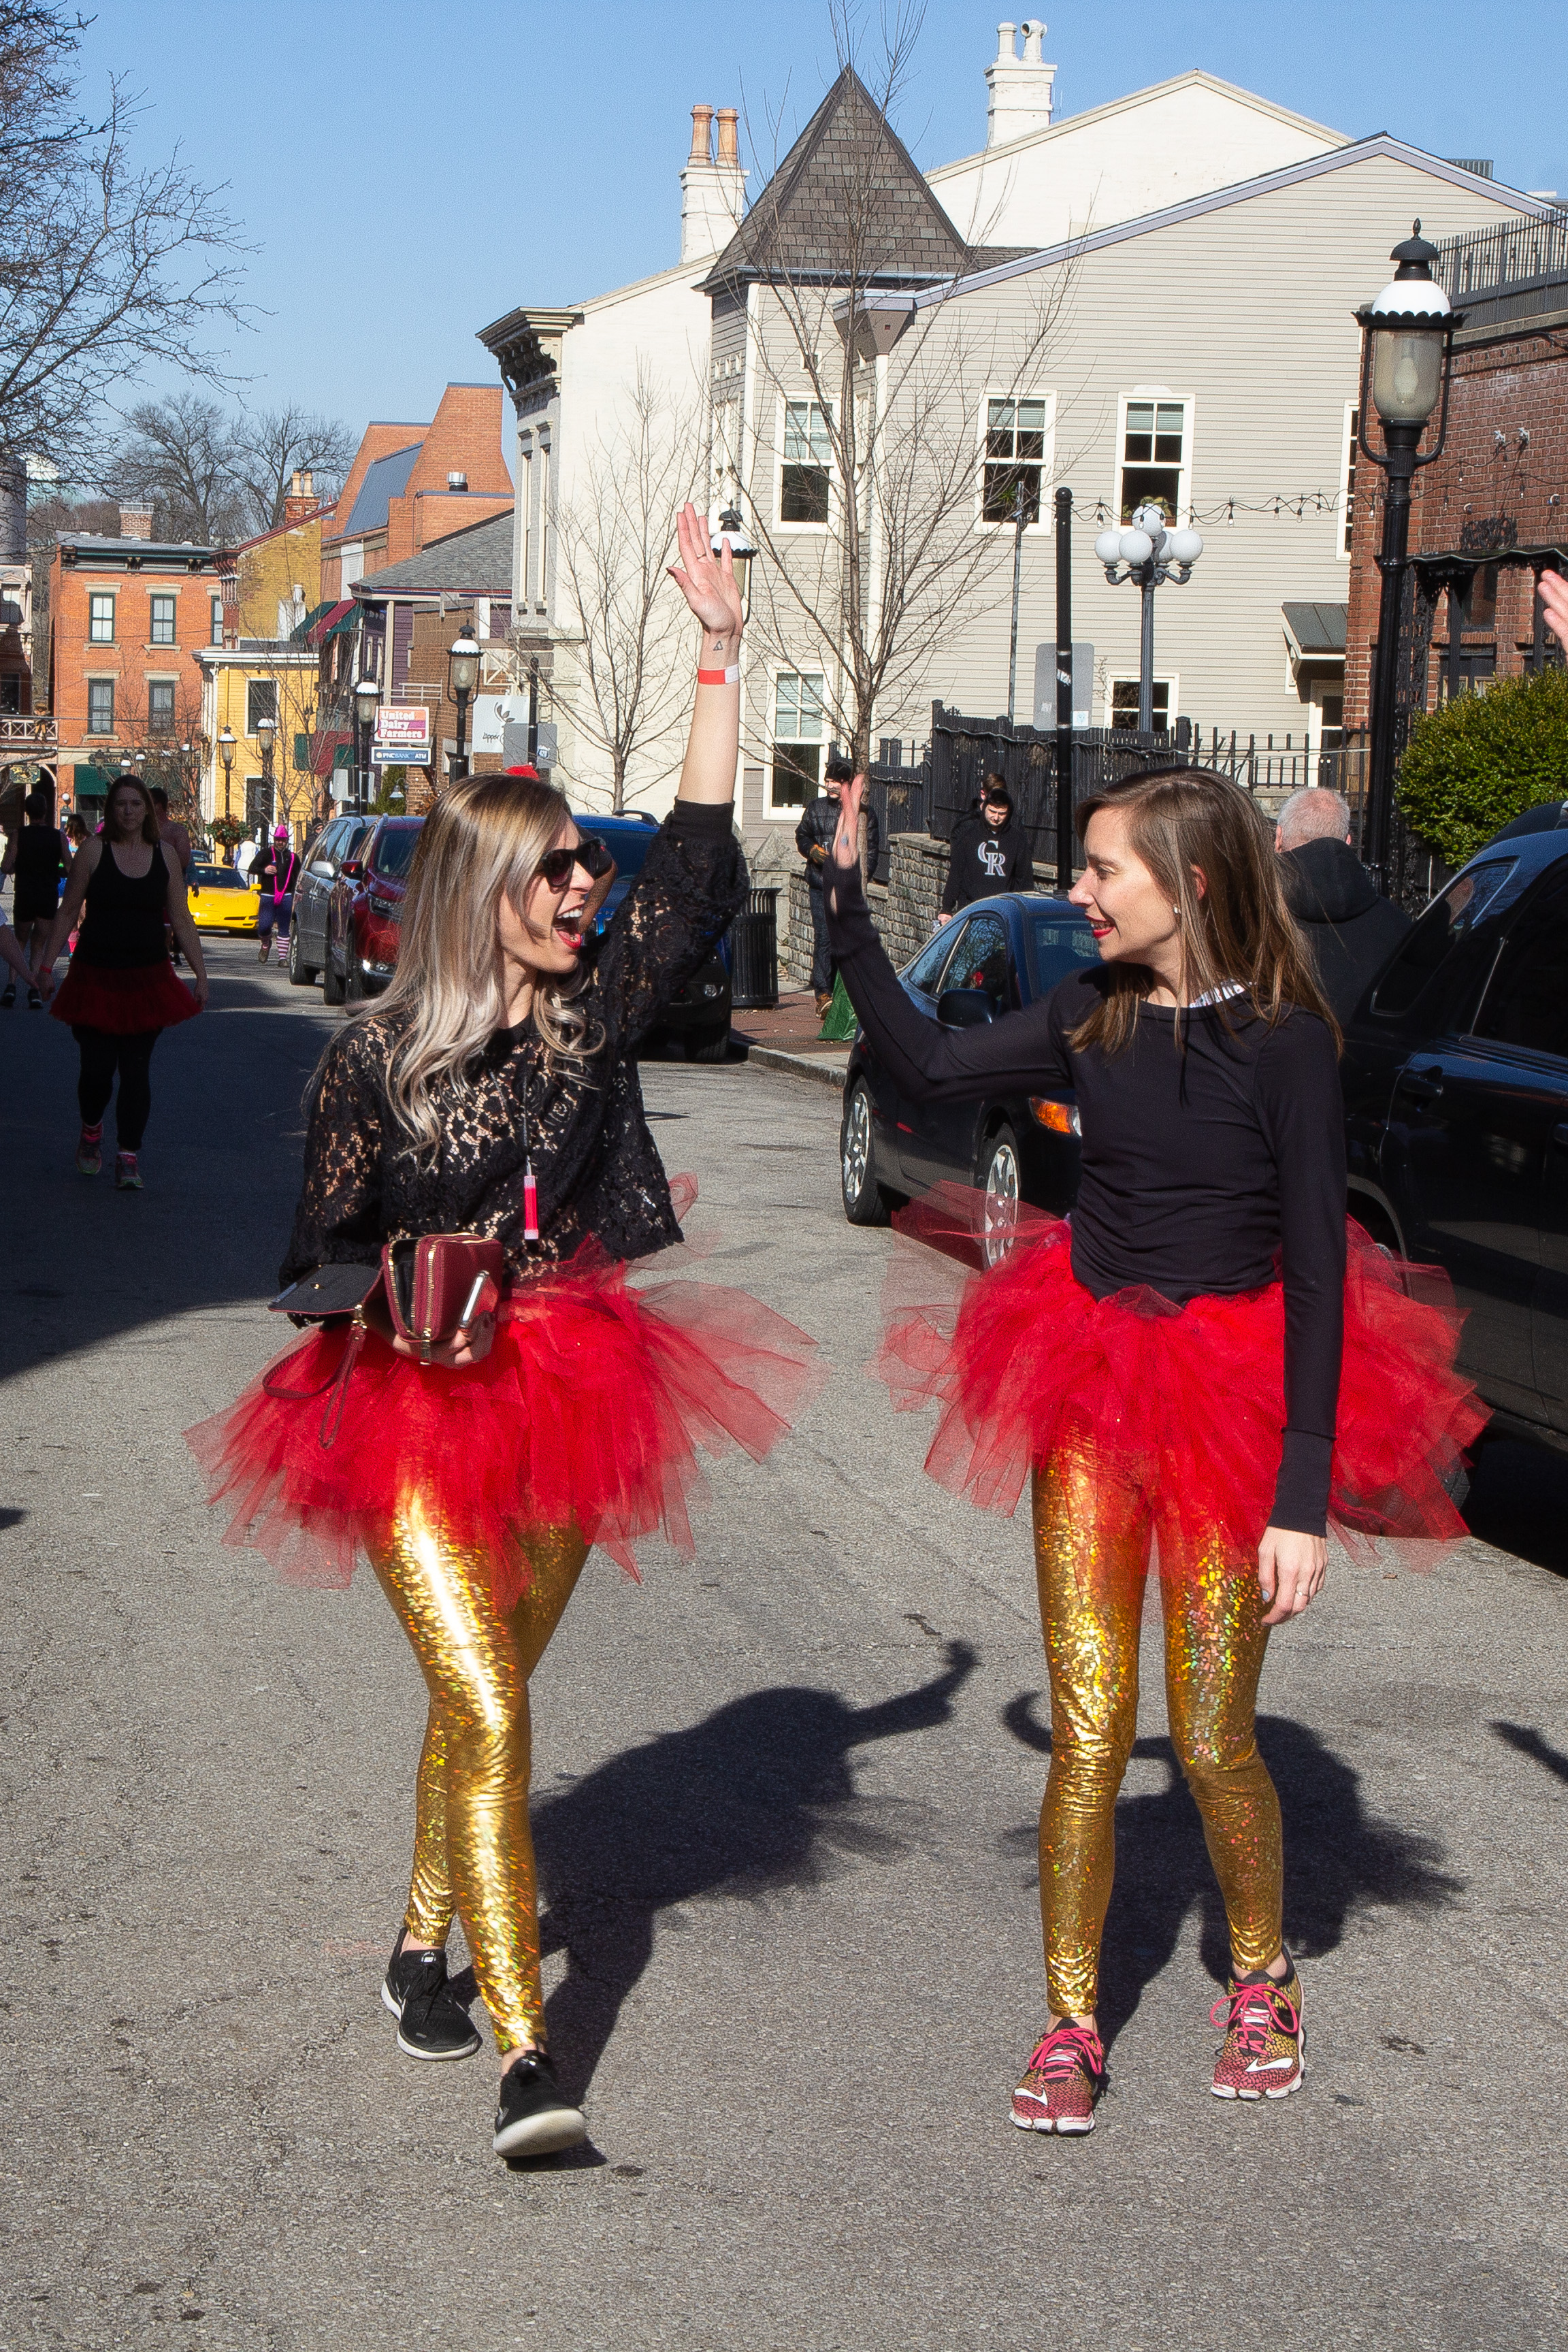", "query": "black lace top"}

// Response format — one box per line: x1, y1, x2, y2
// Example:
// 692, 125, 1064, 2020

280, 800, 744, 1289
